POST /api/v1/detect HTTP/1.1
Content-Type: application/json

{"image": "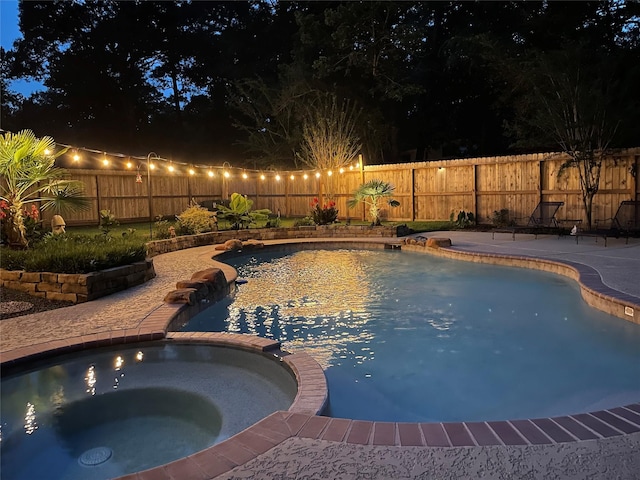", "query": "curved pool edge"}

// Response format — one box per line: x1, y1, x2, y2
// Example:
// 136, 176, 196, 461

401, 241, 640, 324
2, 237, 639, 480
